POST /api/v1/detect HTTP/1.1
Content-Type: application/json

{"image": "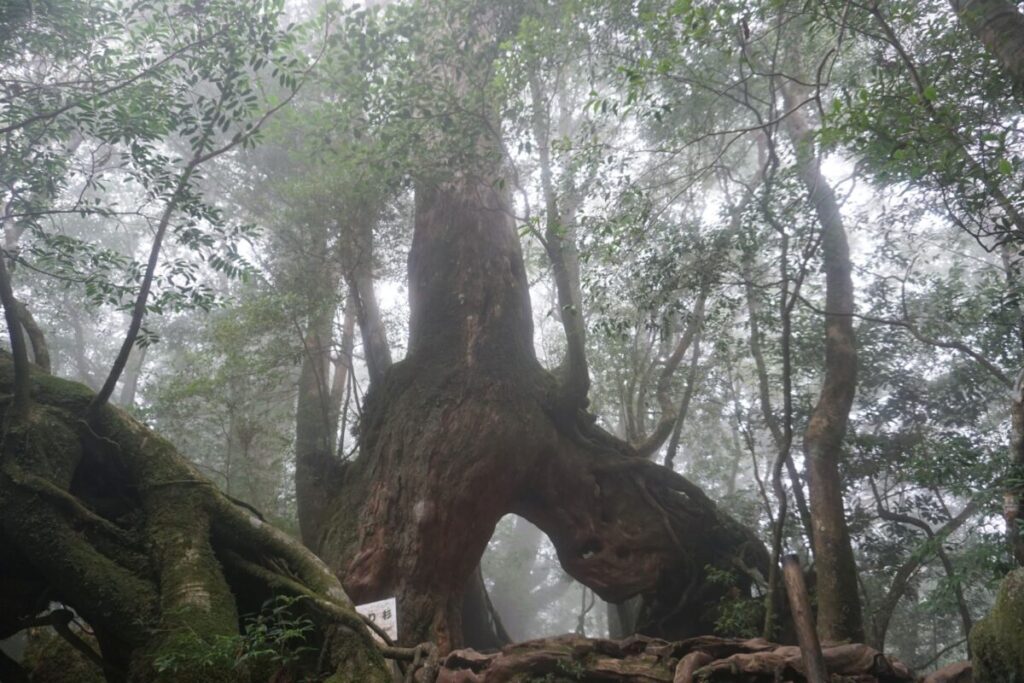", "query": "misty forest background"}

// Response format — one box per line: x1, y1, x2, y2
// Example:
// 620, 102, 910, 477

3, 0, 1024, 679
